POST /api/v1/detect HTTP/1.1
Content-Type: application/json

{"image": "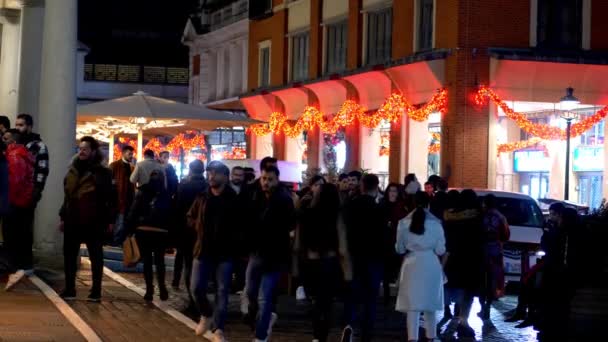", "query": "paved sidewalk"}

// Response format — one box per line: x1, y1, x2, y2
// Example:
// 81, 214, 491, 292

0, 275, 85, 342
40, 264, 204, 342
119, 270, 540, 342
